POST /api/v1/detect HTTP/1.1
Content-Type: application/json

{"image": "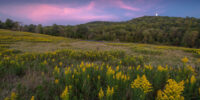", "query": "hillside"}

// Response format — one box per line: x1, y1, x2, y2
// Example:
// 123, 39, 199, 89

1, 16, 200, 48
0, 29, 200, 99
